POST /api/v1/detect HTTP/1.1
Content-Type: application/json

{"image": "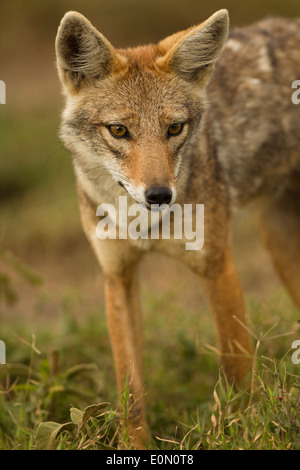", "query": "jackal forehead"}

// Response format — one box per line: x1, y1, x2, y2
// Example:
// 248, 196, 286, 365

71, 70, 204, 126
